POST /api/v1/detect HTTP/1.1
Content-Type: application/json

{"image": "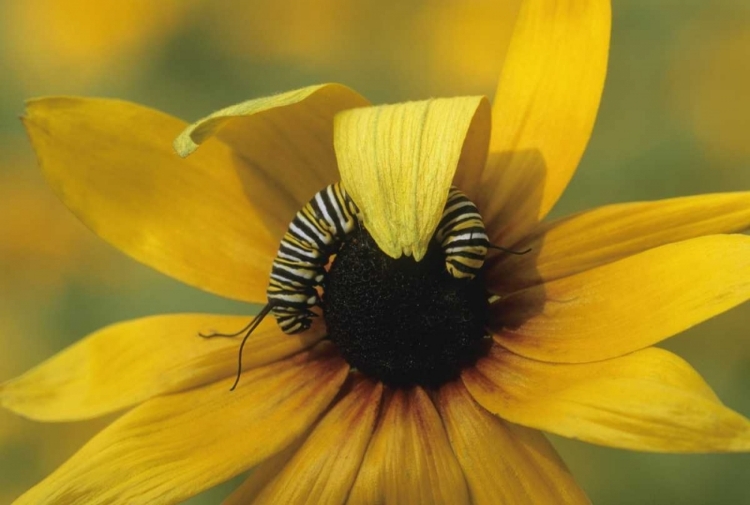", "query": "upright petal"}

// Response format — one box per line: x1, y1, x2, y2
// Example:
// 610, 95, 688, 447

245, 378, 382, 504
1, 314, 324, 421
348, 387, 470, 504
464, 346, 750, 453
23, 97, 279, 302
490, 235, 750, 363
437, 381, 588, 505
336, 97, 490, 260
488, 192, 750, 292
15, 344, 349, 505
175, 84, 371, 225
477, 0, 611, 246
